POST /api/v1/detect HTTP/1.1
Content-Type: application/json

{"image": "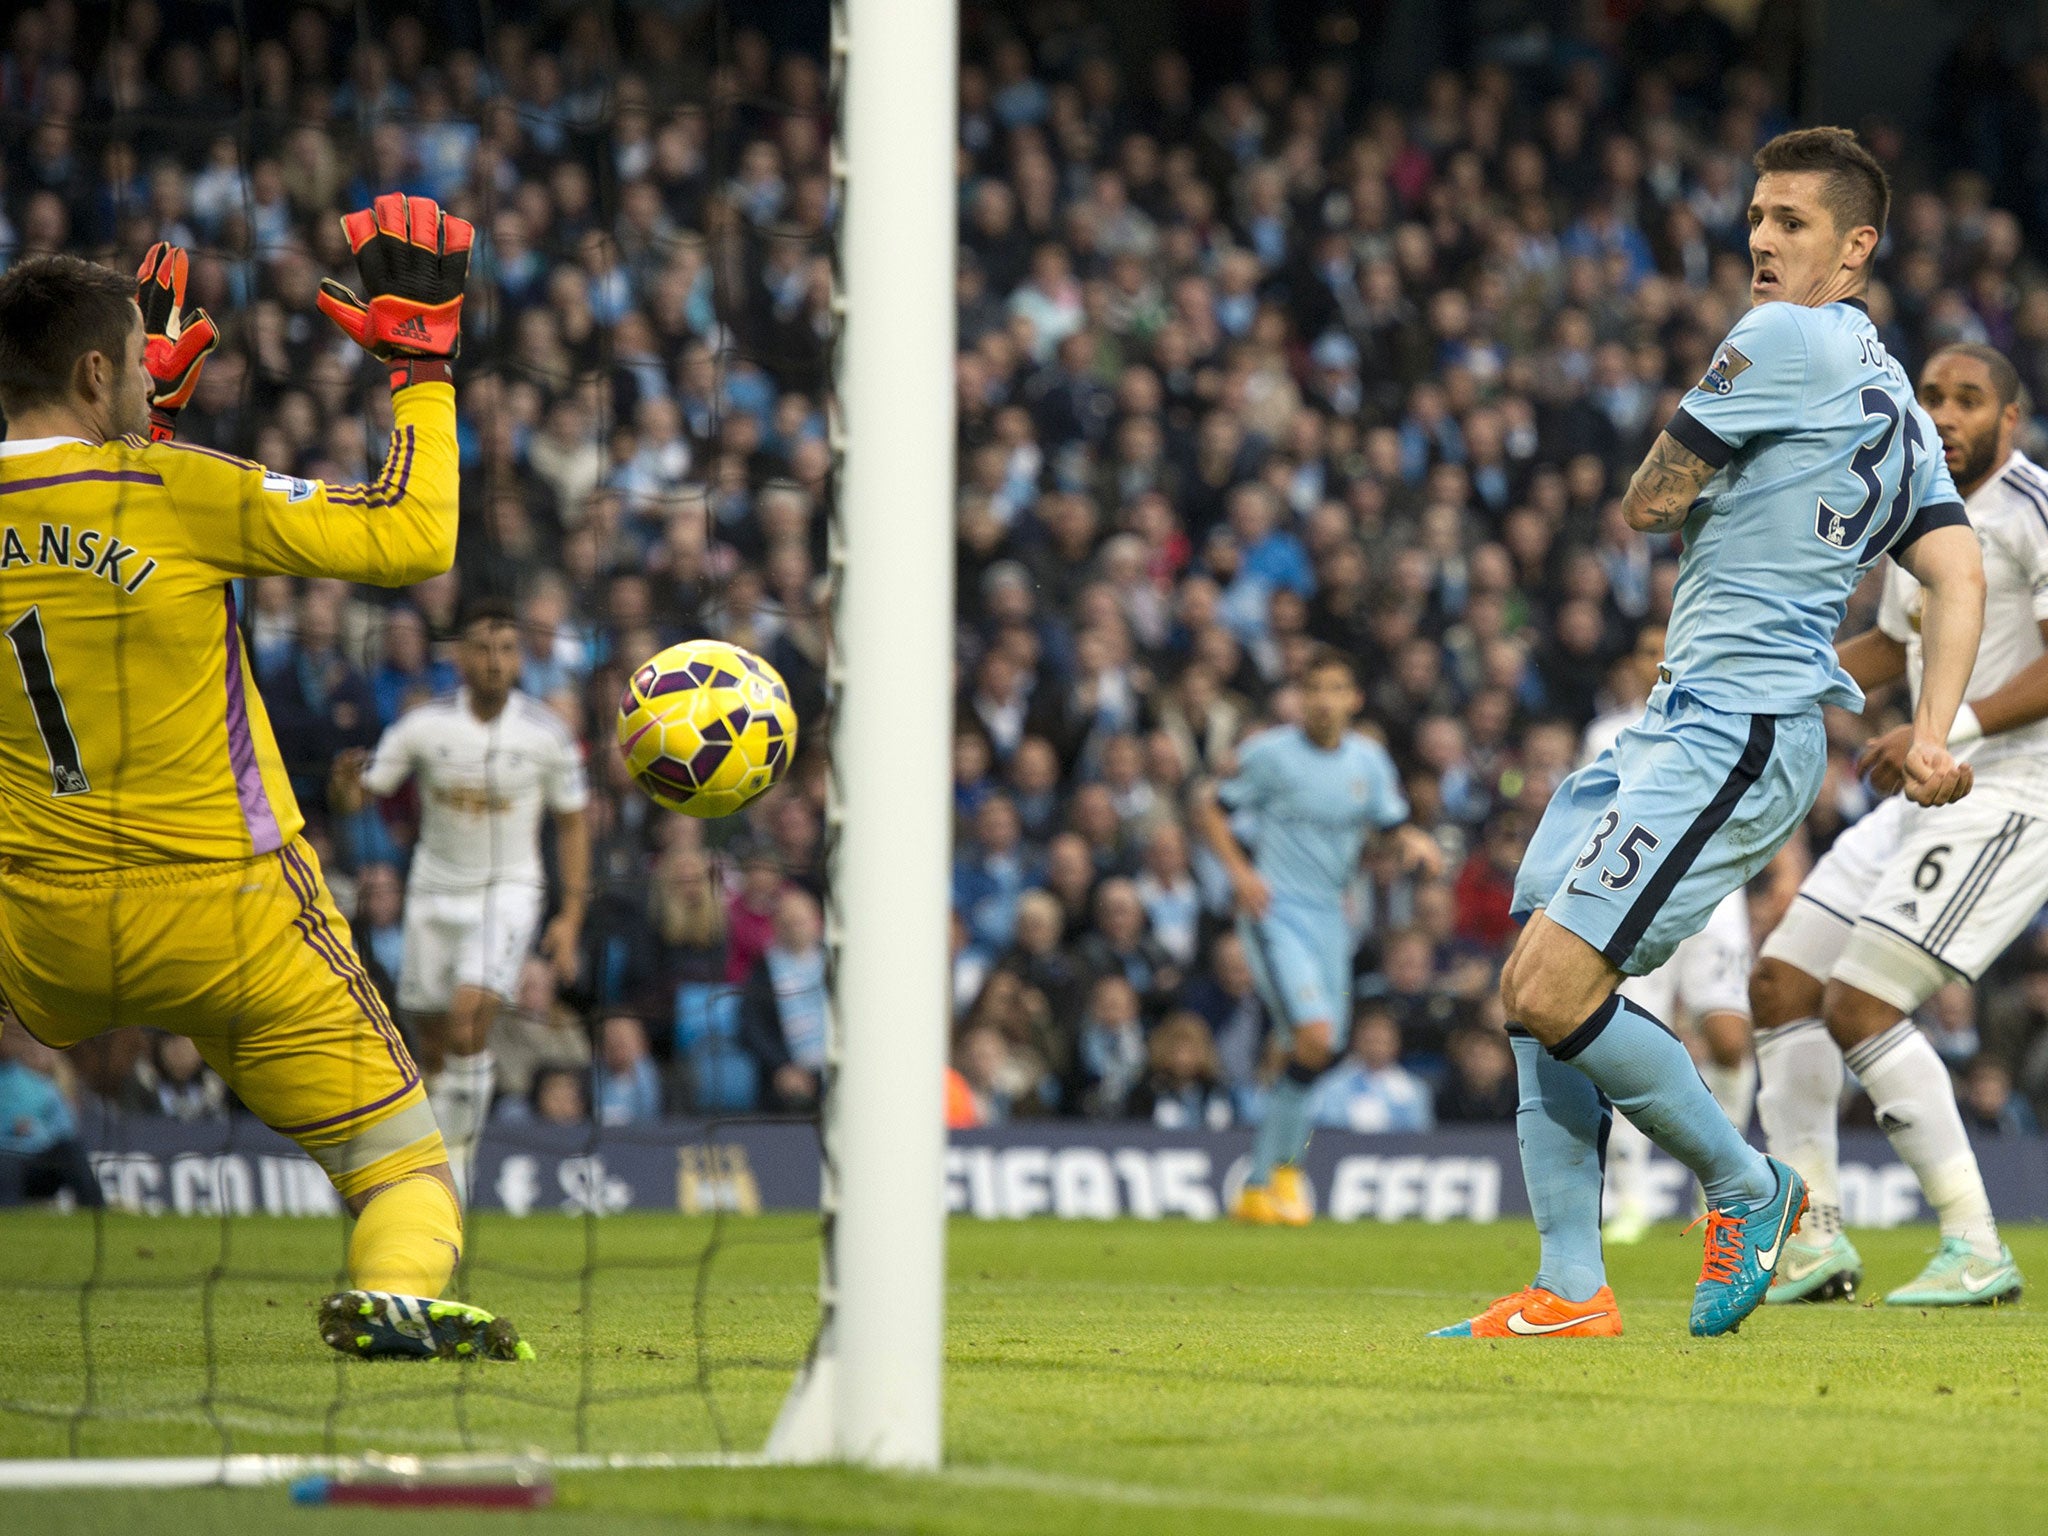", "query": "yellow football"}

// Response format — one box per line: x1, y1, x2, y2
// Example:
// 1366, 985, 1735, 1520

616, 639, 798, 817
